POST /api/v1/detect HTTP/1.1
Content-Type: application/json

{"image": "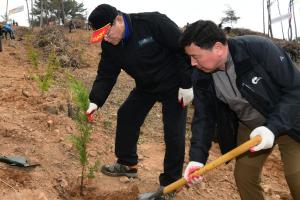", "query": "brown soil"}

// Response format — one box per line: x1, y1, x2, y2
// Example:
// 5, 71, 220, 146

0, 27, 294, 200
